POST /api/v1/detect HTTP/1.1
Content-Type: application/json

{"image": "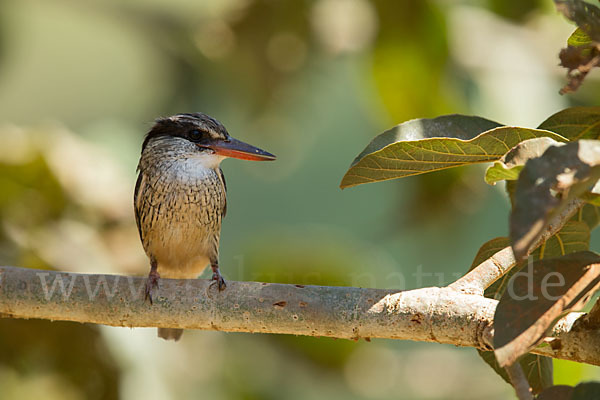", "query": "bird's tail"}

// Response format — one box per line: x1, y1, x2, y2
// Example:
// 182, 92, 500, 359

158, 328, 184, 341
155, 261, 209, 342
